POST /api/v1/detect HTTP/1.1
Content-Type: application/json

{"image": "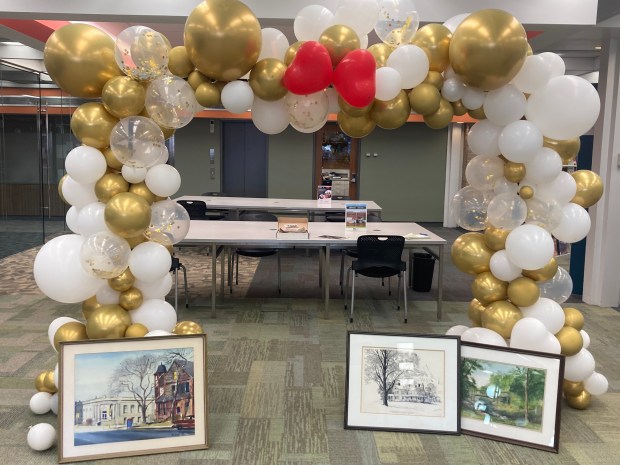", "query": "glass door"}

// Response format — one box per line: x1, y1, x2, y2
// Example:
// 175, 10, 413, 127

314, 123, 360, 200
